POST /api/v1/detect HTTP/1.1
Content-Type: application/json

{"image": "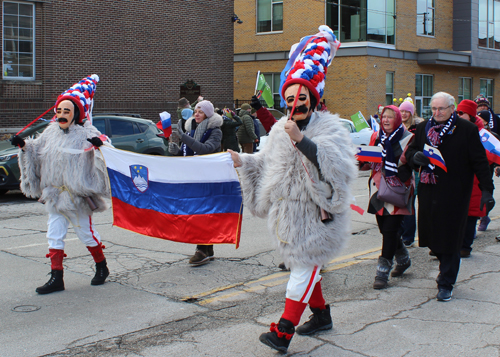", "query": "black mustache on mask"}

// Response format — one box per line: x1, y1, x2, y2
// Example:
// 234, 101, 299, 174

287, 104, 309, 115
57, 118, 68, 123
